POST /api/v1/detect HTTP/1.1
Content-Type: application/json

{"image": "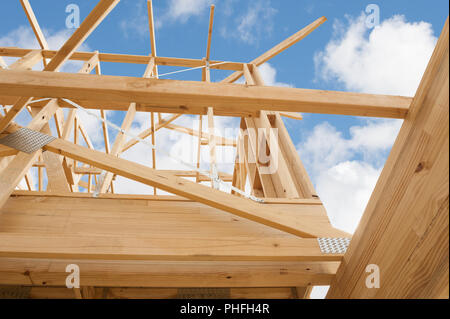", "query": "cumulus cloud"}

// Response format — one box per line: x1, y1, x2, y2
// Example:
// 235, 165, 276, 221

298, 119, 402, 234
166, 0, 214, 22
119, 1, 148, 39
234, 0, 277, 44
258, 63, 292, 87
314, 14, 437, 96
